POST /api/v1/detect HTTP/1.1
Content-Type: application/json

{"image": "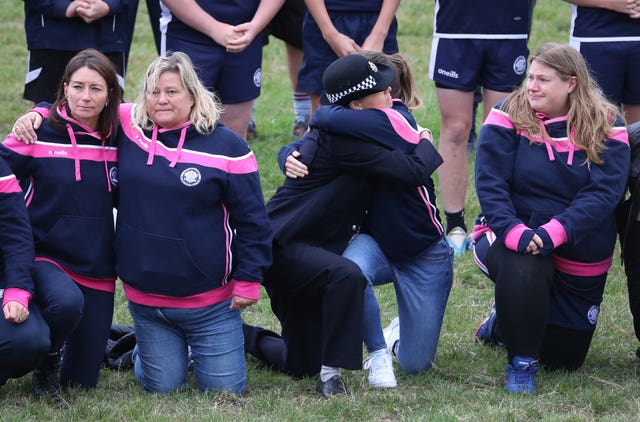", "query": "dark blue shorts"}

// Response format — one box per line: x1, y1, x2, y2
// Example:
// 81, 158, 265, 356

575, 40, 640, 106
474, 232, 606, 332
429, 38, 528, 92
297, 12, 398, 96
266, 0, 306, 49
166, 37, 262, 104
